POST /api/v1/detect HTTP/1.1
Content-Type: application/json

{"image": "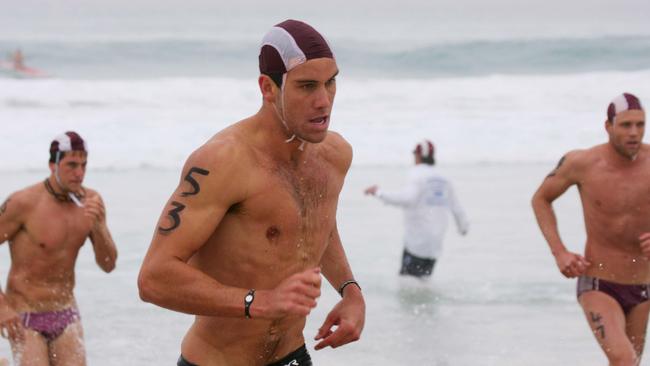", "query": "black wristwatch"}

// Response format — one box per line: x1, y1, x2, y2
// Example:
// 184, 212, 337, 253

244, 289, 256, 319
